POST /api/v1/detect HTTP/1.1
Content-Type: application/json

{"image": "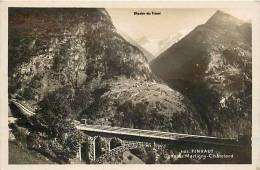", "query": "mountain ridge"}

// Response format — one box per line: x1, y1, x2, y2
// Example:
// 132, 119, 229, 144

150, 10, 252, 138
